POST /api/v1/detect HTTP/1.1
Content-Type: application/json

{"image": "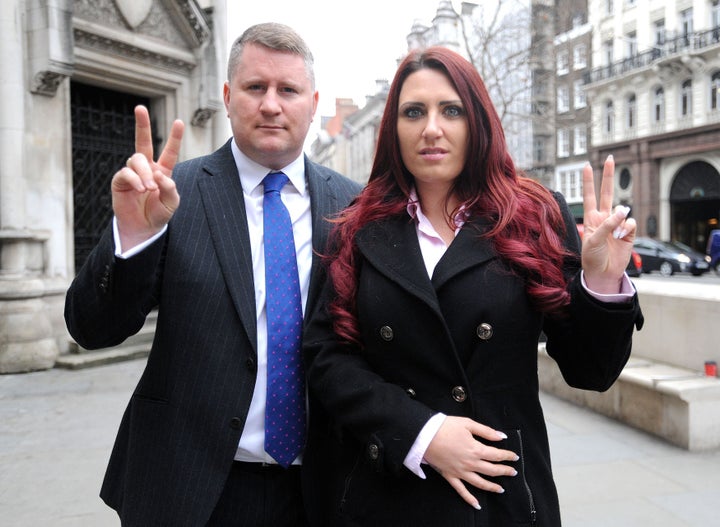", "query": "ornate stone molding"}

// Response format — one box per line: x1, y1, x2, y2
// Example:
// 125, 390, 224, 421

26, 0, 75, 97
73, 25, 196, 73
161, 0, 212, 47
